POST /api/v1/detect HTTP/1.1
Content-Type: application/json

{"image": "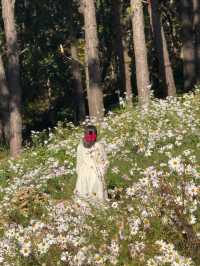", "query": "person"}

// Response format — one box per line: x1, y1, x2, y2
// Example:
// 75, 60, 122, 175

74, 125, 109, 202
